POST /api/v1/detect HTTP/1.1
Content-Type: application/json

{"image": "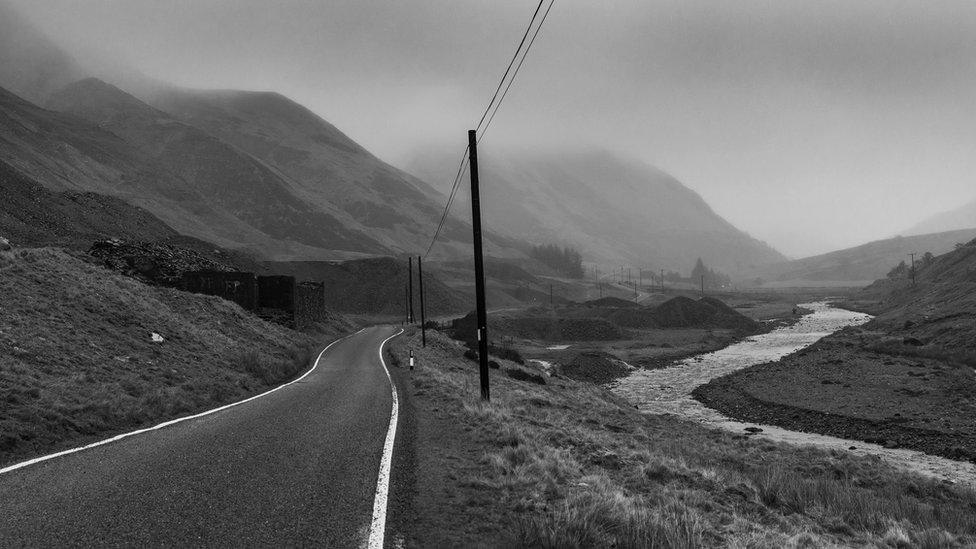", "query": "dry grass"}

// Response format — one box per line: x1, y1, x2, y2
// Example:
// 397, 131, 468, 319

0, 248, 340, 465
392, 329, 976, 548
